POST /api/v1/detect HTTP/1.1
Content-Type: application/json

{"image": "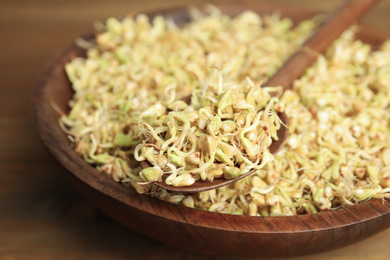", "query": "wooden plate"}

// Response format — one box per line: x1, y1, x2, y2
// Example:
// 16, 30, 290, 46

32, 2, 390, 258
